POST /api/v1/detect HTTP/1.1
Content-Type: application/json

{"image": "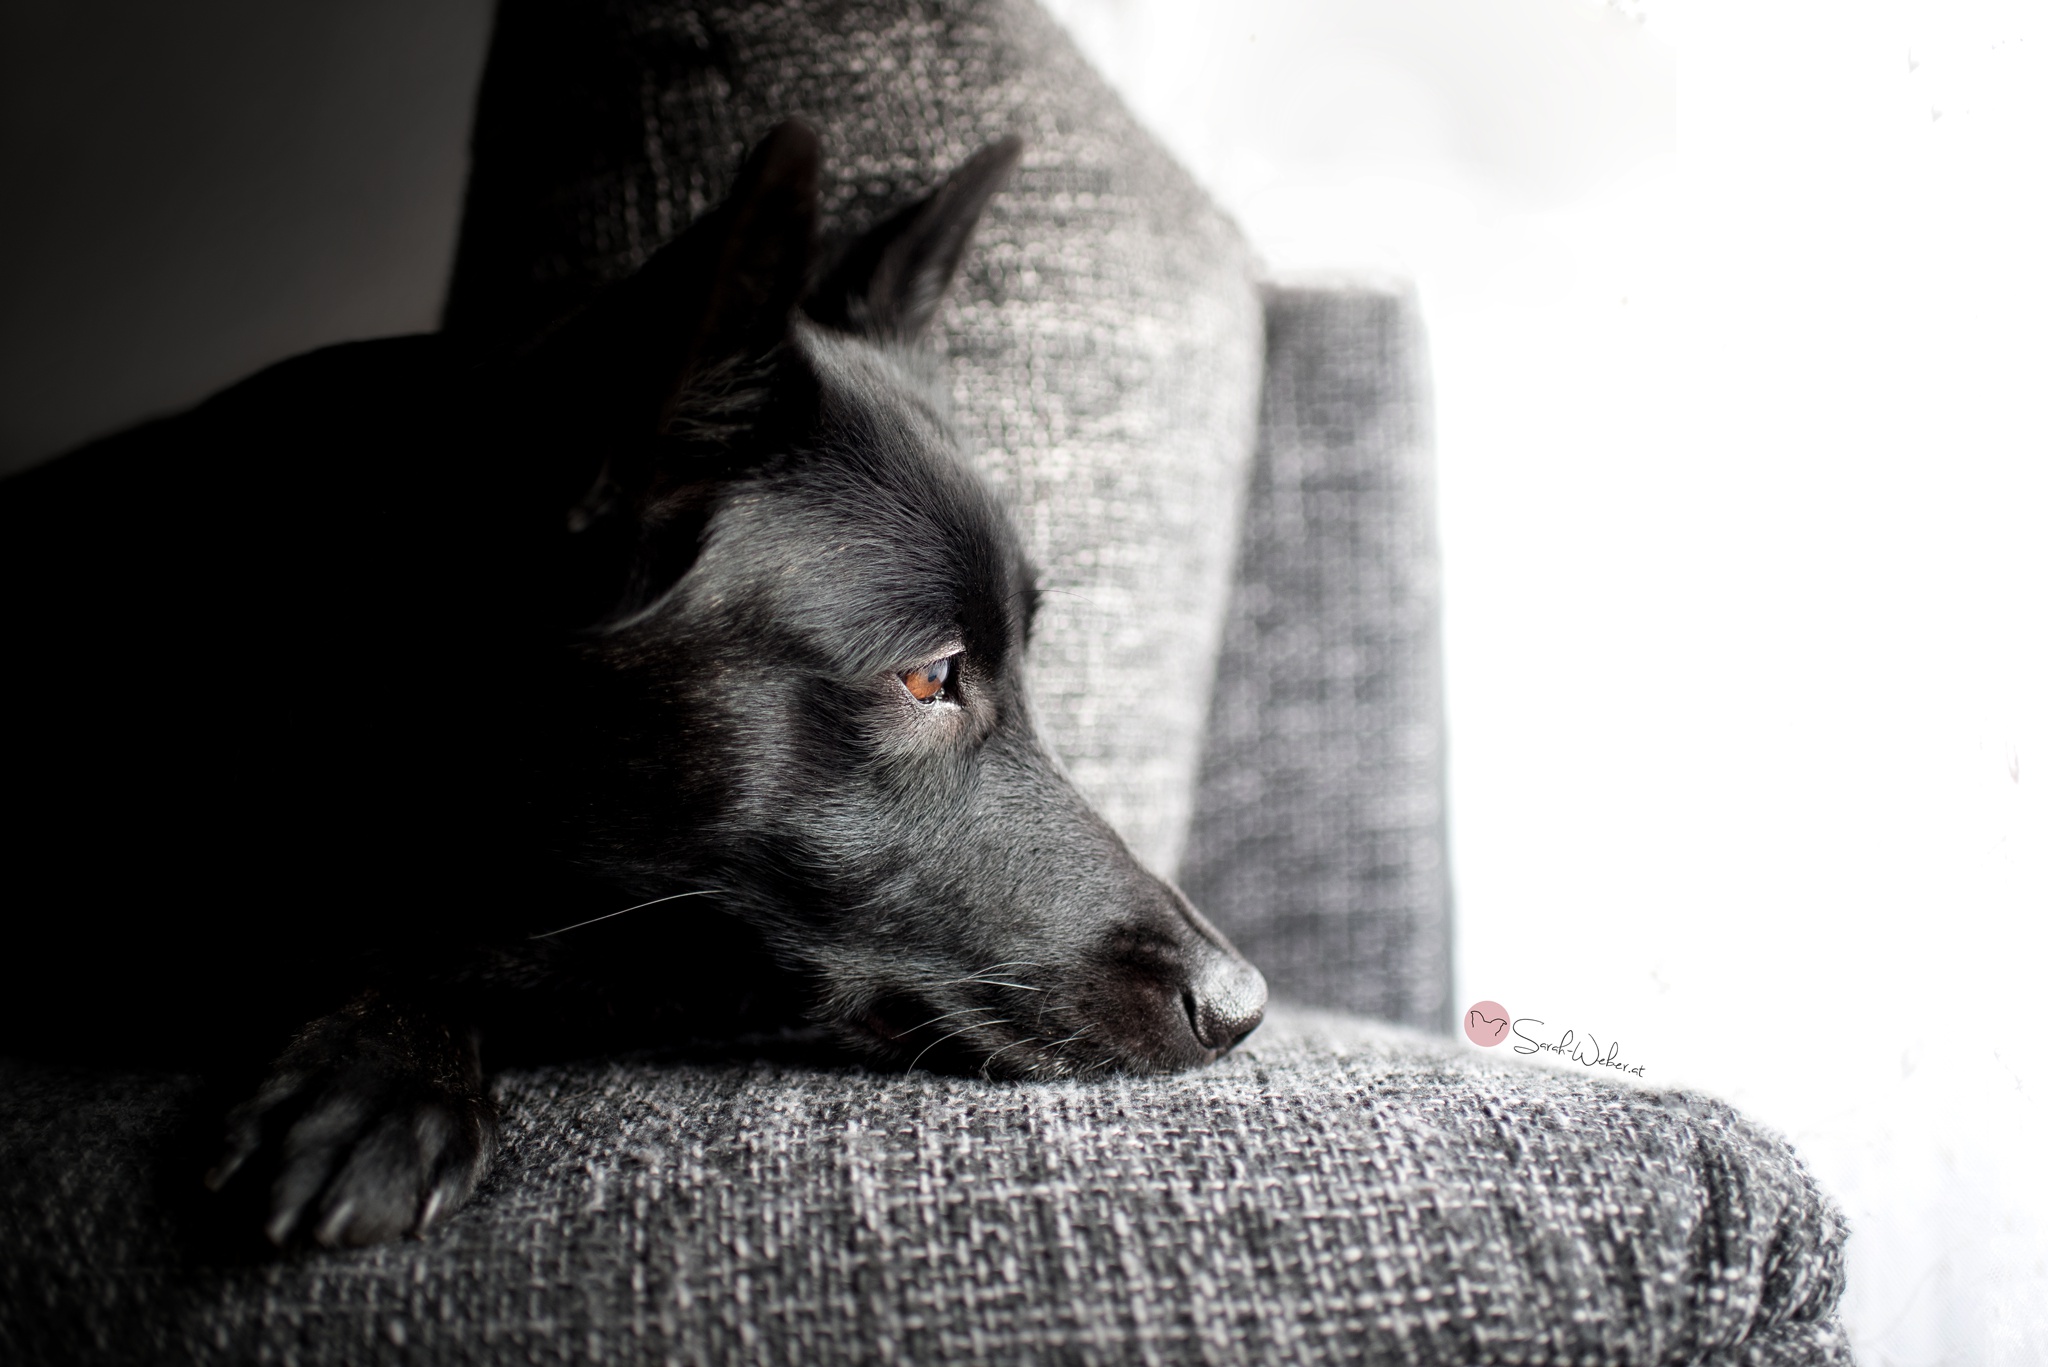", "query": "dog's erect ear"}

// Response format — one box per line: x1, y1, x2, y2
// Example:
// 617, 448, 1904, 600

663, 118, 821, 417
807, 136, 1023, 342
520, 121, 821, 626
525, 119, 821, 441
